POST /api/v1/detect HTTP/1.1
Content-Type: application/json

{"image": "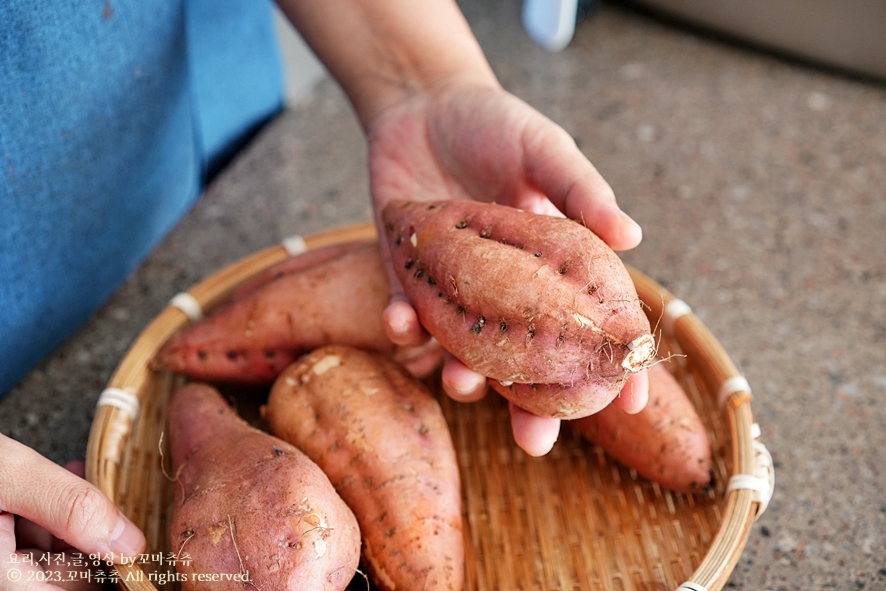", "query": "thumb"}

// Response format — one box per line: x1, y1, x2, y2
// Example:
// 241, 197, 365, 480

521, 116, 642, 251
0, 435, 145, 562
382, 296, 428, 348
